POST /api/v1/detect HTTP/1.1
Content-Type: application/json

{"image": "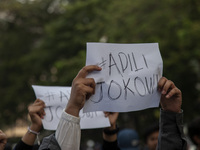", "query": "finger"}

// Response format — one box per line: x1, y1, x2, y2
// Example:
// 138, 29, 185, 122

37, 107, 46, 118
29, 104, 45, 115
29, 102, 45, 110
31, 100, 46, 109
113, 112, 119, 117
166, 87, 181, 98
81, 78, 95, 86
162, 80, 175, 95
158, 77, 167, 91
74, 78, 96, 94
104, 112, 109, 117
34, 99, 45, 106
29, 101, 45, 113
82, 78, 96, 94
40, 109, 46, 119
85, 86, 96, 99
35, 99, 42, 103
32, 99, 44, 107
76, 65, 102, 78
